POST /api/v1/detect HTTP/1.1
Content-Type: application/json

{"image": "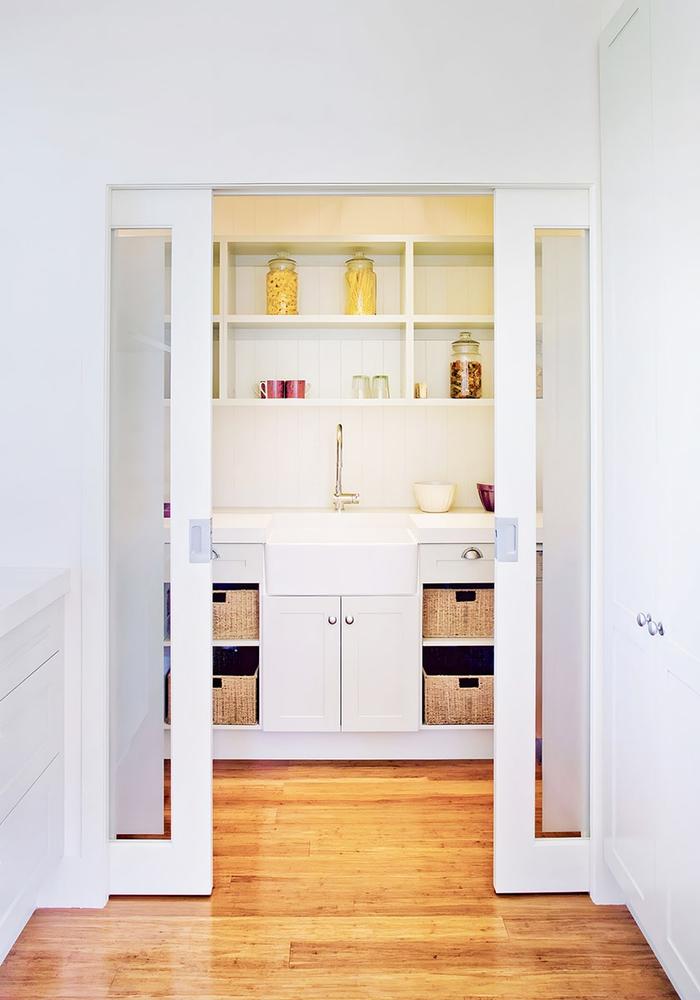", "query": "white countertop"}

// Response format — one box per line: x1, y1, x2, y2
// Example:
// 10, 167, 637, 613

164, 508, 543, 546
0, 568, 70, 640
